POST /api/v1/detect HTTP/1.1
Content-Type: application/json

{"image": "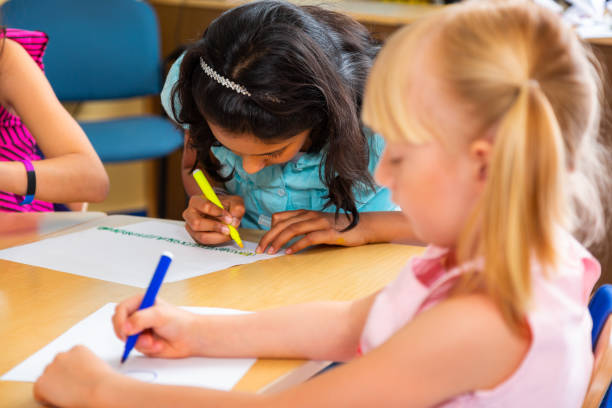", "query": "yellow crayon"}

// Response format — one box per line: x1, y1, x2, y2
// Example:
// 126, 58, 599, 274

192, 169, 243, 248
